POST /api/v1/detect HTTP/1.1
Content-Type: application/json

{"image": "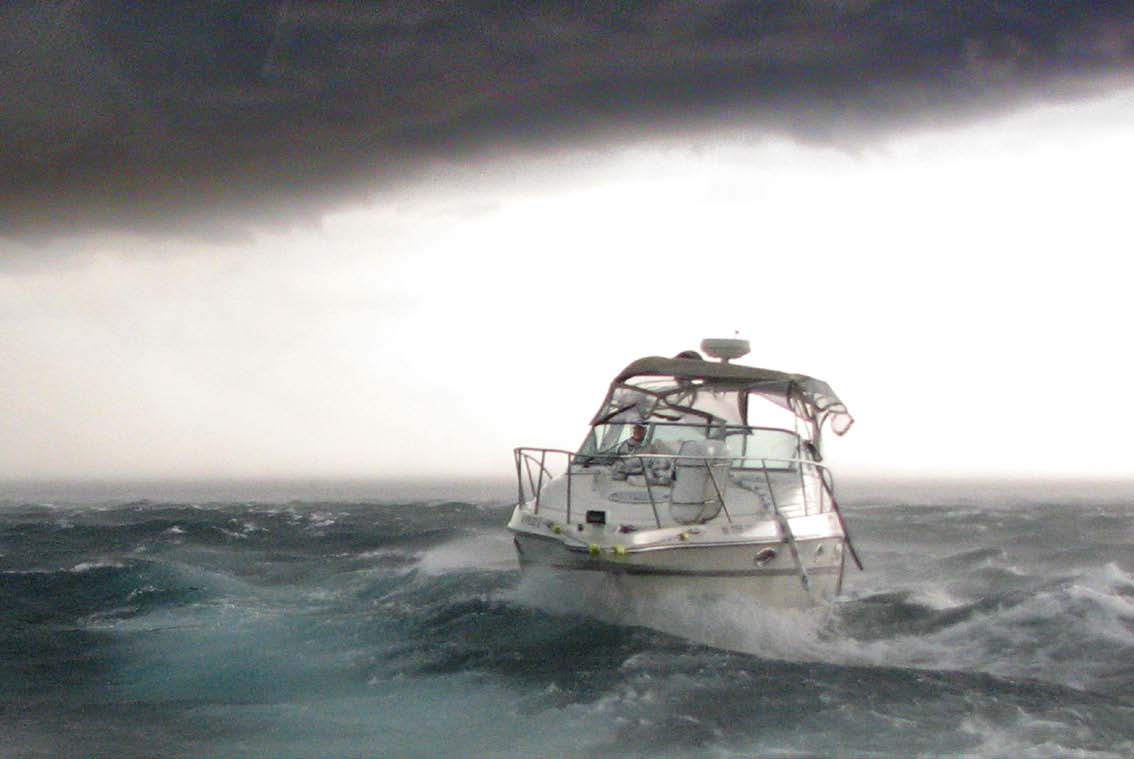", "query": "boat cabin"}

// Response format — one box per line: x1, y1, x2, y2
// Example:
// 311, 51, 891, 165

514, 348, 853, 529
